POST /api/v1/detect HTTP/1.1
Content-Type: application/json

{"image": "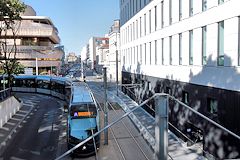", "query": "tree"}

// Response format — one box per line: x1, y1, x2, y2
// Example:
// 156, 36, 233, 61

0, 0, 25, 87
